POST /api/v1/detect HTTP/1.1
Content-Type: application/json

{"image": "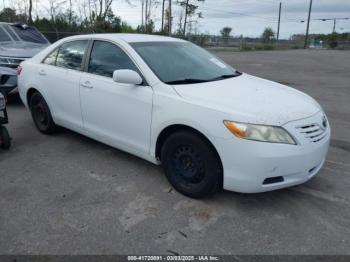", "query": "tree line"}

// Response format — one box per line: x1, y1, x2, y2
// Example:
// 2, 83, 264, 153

0, 0, 205, 36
